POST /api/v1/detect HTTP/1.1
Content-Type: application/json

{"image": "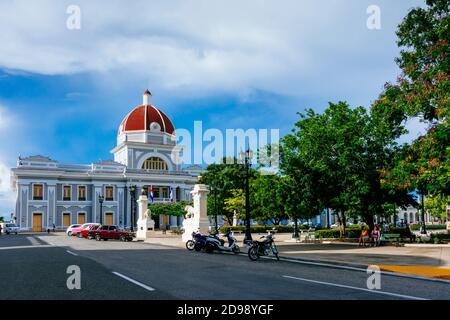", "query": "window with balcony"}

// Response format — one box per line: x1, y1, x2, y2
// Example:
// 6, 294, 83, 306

78, 186, 86, 201
105, 186, 114, 201
153, 187, 160, 199
63, 186, 71, 201
33, 184, 43, 200
162, 187, 169, 199
142, 157, 168, 170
